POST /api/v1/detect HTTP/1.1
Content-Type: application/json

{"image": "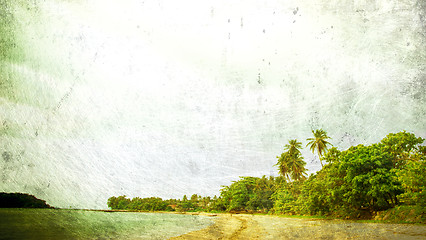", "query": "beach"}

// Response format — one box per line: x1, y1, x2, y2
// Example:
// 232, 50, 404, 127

171, 213, 426, 239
